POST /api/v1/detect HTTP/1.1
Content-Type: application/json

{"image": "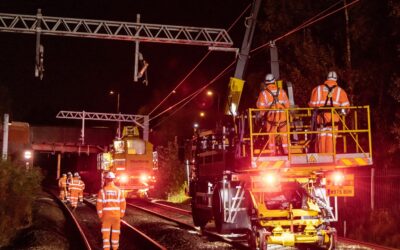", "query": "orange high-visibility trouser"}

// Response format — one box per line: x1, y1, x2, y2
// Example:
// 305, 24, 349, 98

316, 126, 337, 153
78, 190, 83, 202
59, 186, 67, 200
101, 217, 121, 250
266, 111, 288, 154
69, 189, 80, 208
